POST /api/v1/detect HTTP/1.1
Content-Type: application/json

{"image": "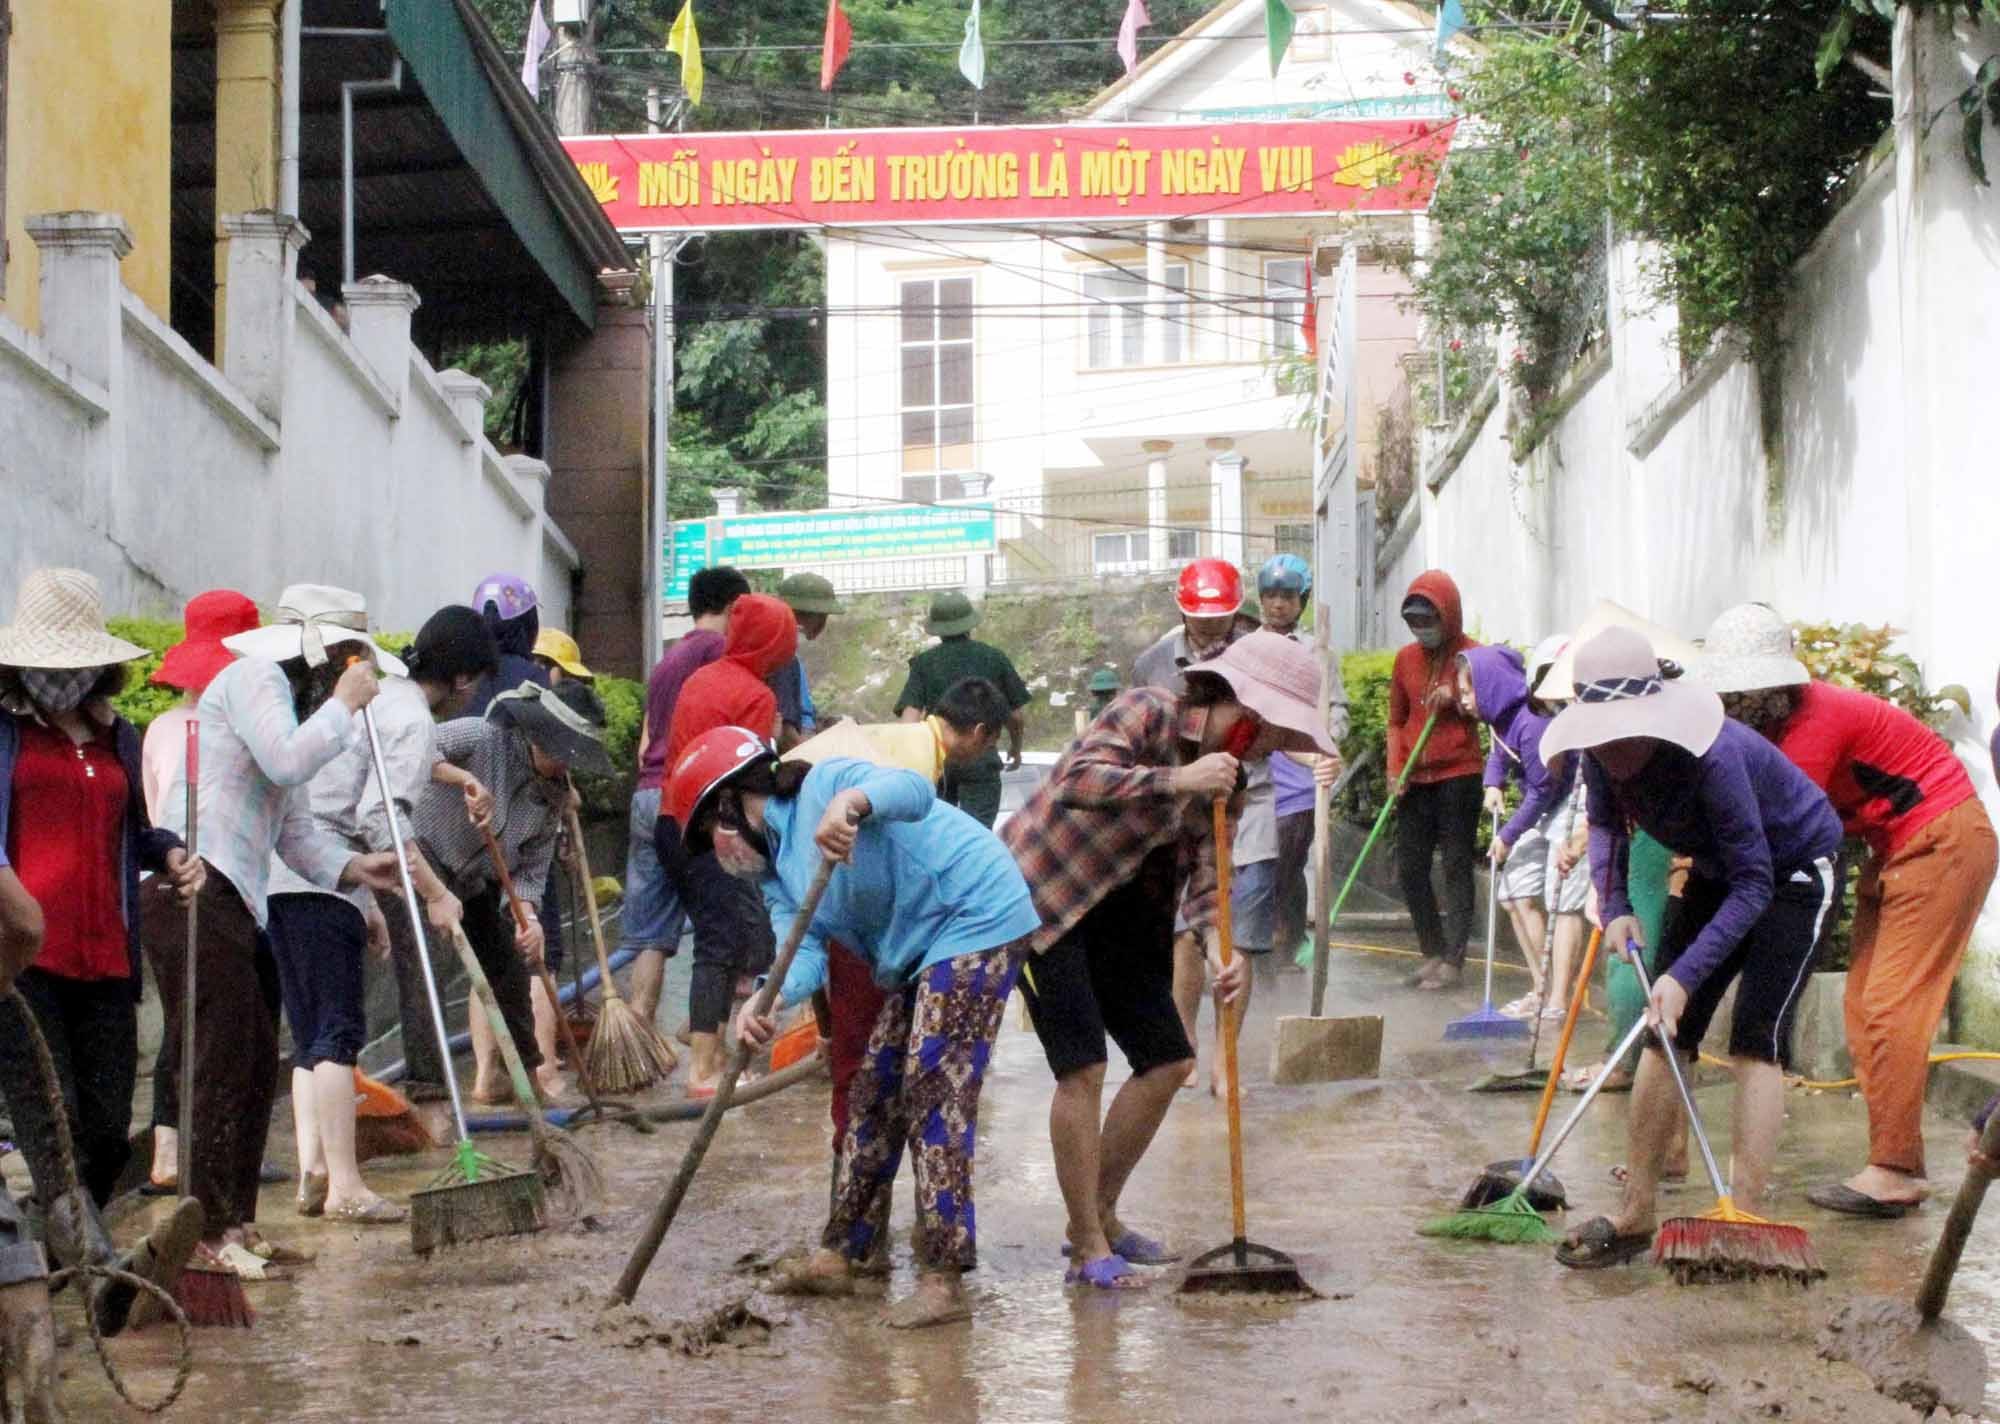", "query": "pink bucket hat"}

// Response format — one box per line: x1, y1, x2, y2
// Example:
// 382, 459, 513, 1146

1199, 630, 1339, 755
1540, 626, 1725, 761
